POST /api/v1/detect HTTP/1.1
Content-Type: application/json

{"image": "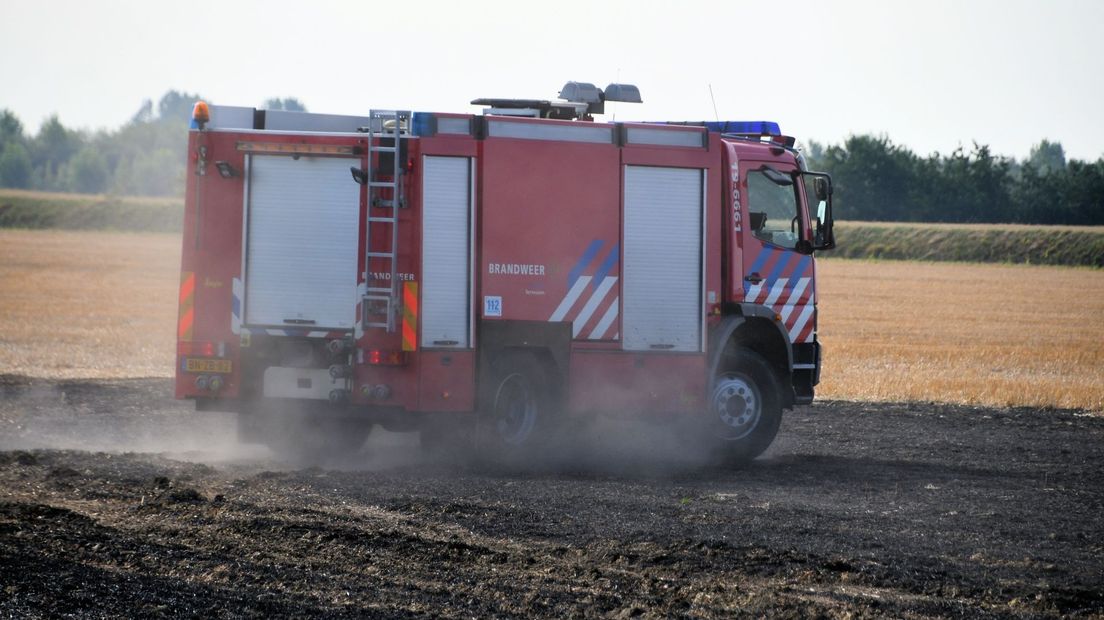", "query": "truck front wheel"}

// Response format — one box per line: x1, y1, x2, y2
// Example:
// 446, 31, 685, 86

707, 348, 783, 464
